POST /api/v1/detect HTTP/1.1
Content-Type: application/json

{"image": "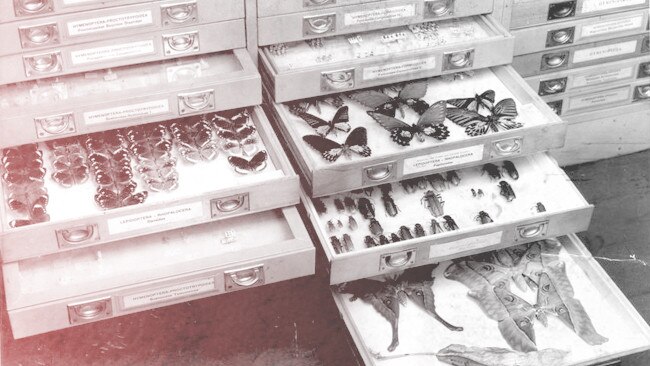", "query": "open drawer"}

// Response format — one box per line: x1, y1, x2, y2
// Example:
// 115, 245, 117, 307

331, 234, 650, 365
0, 106, 299, 262
260, 14, 514, 102
257, 0, 405, 17
257, 0, 494, 45
0, 49, 260, 148
265, 66, 566, 197
303, 153, 593, 284
3, 206, 315, 339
